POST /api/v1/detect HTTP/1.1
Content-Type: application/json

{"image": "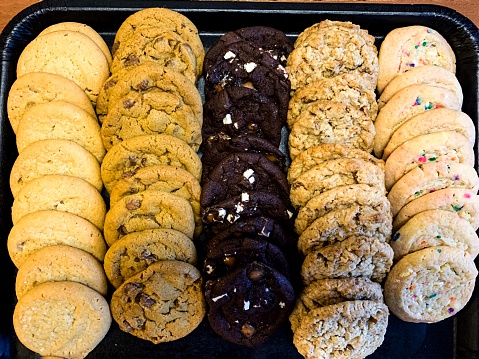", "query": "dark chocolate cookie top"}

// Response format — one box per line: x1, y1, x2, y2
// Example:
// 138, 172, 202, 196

202, 85, 287, 147
205, 261, 295, 348
200, 133, 287, 178
203, 237, 290, 280
200, 152, 289, 208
